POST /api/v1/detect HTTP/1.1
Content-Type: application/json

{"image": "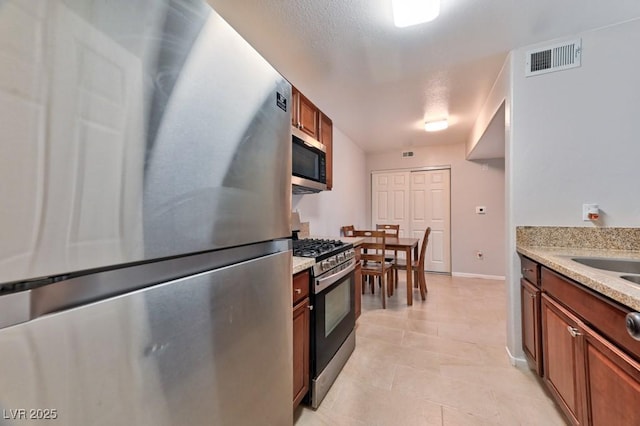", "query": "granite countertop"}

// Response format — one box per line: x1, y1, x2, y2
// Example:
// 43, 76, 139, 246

517, 245, 640, 311
291, 235, 365, 275
292, 257, 315, 275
